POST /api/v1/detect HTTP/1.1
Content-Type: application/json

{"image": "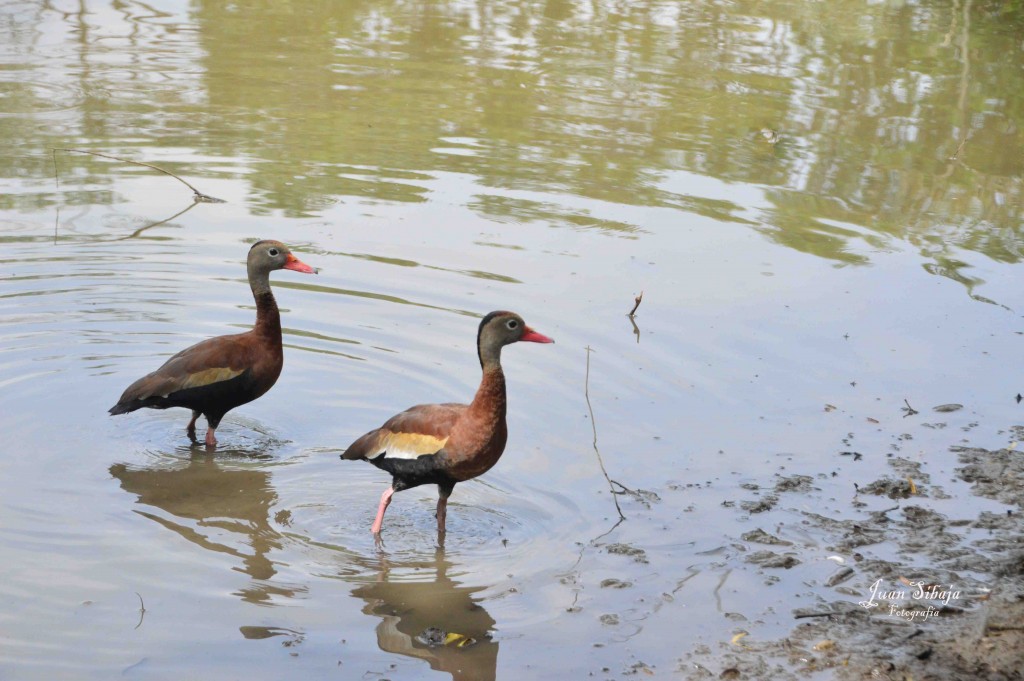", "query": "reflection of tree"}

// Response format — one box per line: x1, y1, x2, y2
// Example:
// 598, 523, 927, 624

109, 456, 305, 605
189, 1, 1023, 279
7, 1, 1024, 293
351, 548, 498, 681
